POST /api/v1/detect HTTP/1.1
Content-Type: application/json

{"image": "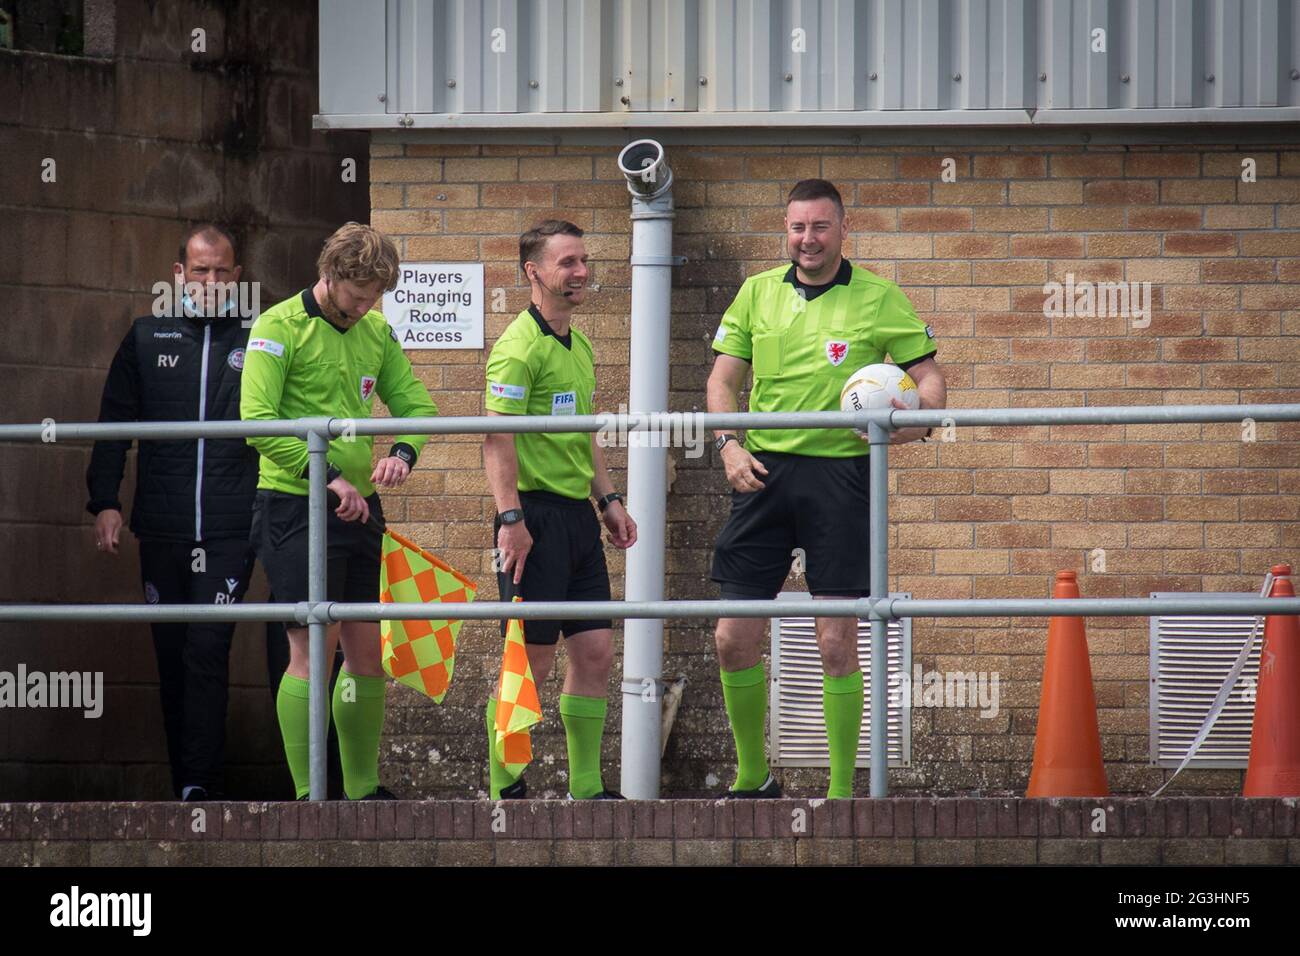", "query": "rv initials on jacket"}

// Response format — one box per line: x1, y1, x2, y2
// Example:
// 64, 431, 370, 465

157, 354, 180, 368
